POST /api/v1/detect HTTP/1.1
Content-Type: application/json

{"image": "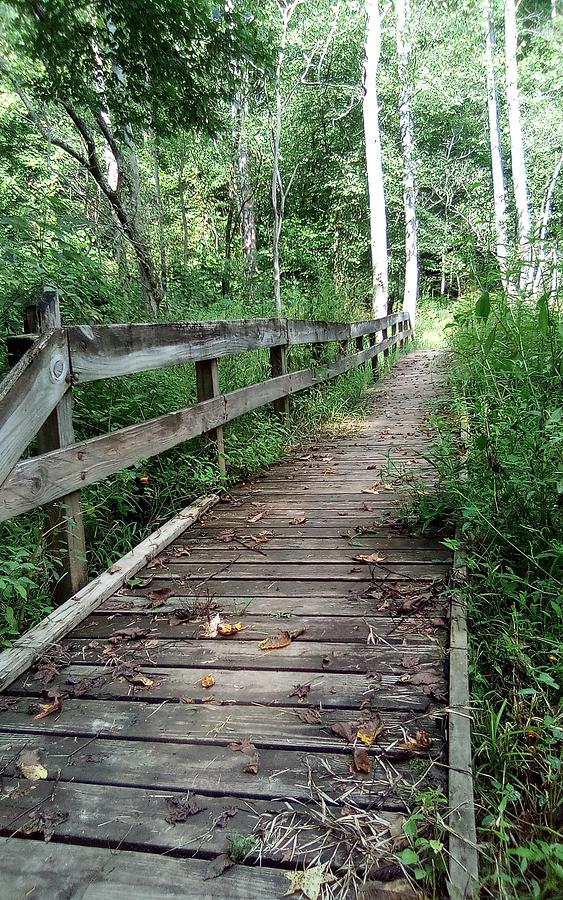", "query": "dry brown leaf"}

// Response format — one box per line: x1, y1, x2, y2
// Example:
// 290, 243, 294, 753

19, 808, 68, 842
396, 730, 432, 751
352, 747, 372, 774
330, 721, 358, 743
353, 553, 386, 565
400, 670, 441, 686
400, 655, 421, 669
200, 674, 216, 689
259, 628, 305, 651
289, 683, 311, 701
357, 714, 384, 747
228, 737, 256, 753
296, 708, 322, 725
217, 529, 239, 543
290, 516, 307, 525
31, 697, 63, 720
202, 853, 234, 880
146, 587, 174, 607
165, 793, 205, 823
247, 510, 265, 524
16, 749, 48, 782
250, 530, 273, 544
